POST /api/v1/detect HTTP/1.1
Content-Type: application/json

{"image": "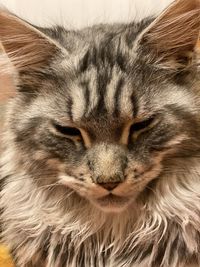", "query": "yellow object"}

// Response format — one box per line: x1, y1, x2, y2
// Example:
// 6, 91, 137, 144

0, 245, 14, 267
